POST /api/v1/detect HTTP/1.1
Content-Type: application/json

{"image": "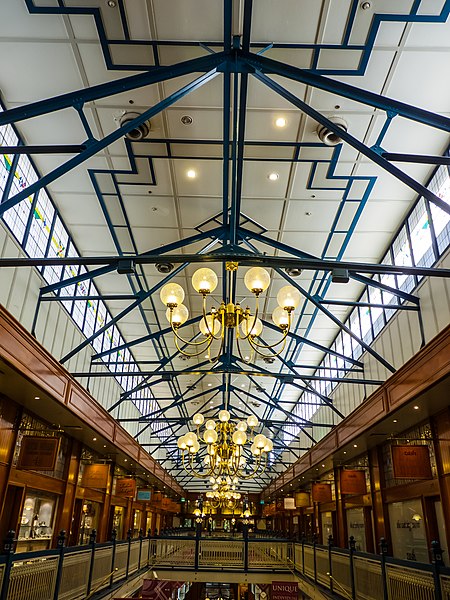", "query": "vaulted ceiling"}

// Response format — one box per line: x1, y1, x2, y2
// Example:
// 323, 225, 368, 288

1, 0, 450, 492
